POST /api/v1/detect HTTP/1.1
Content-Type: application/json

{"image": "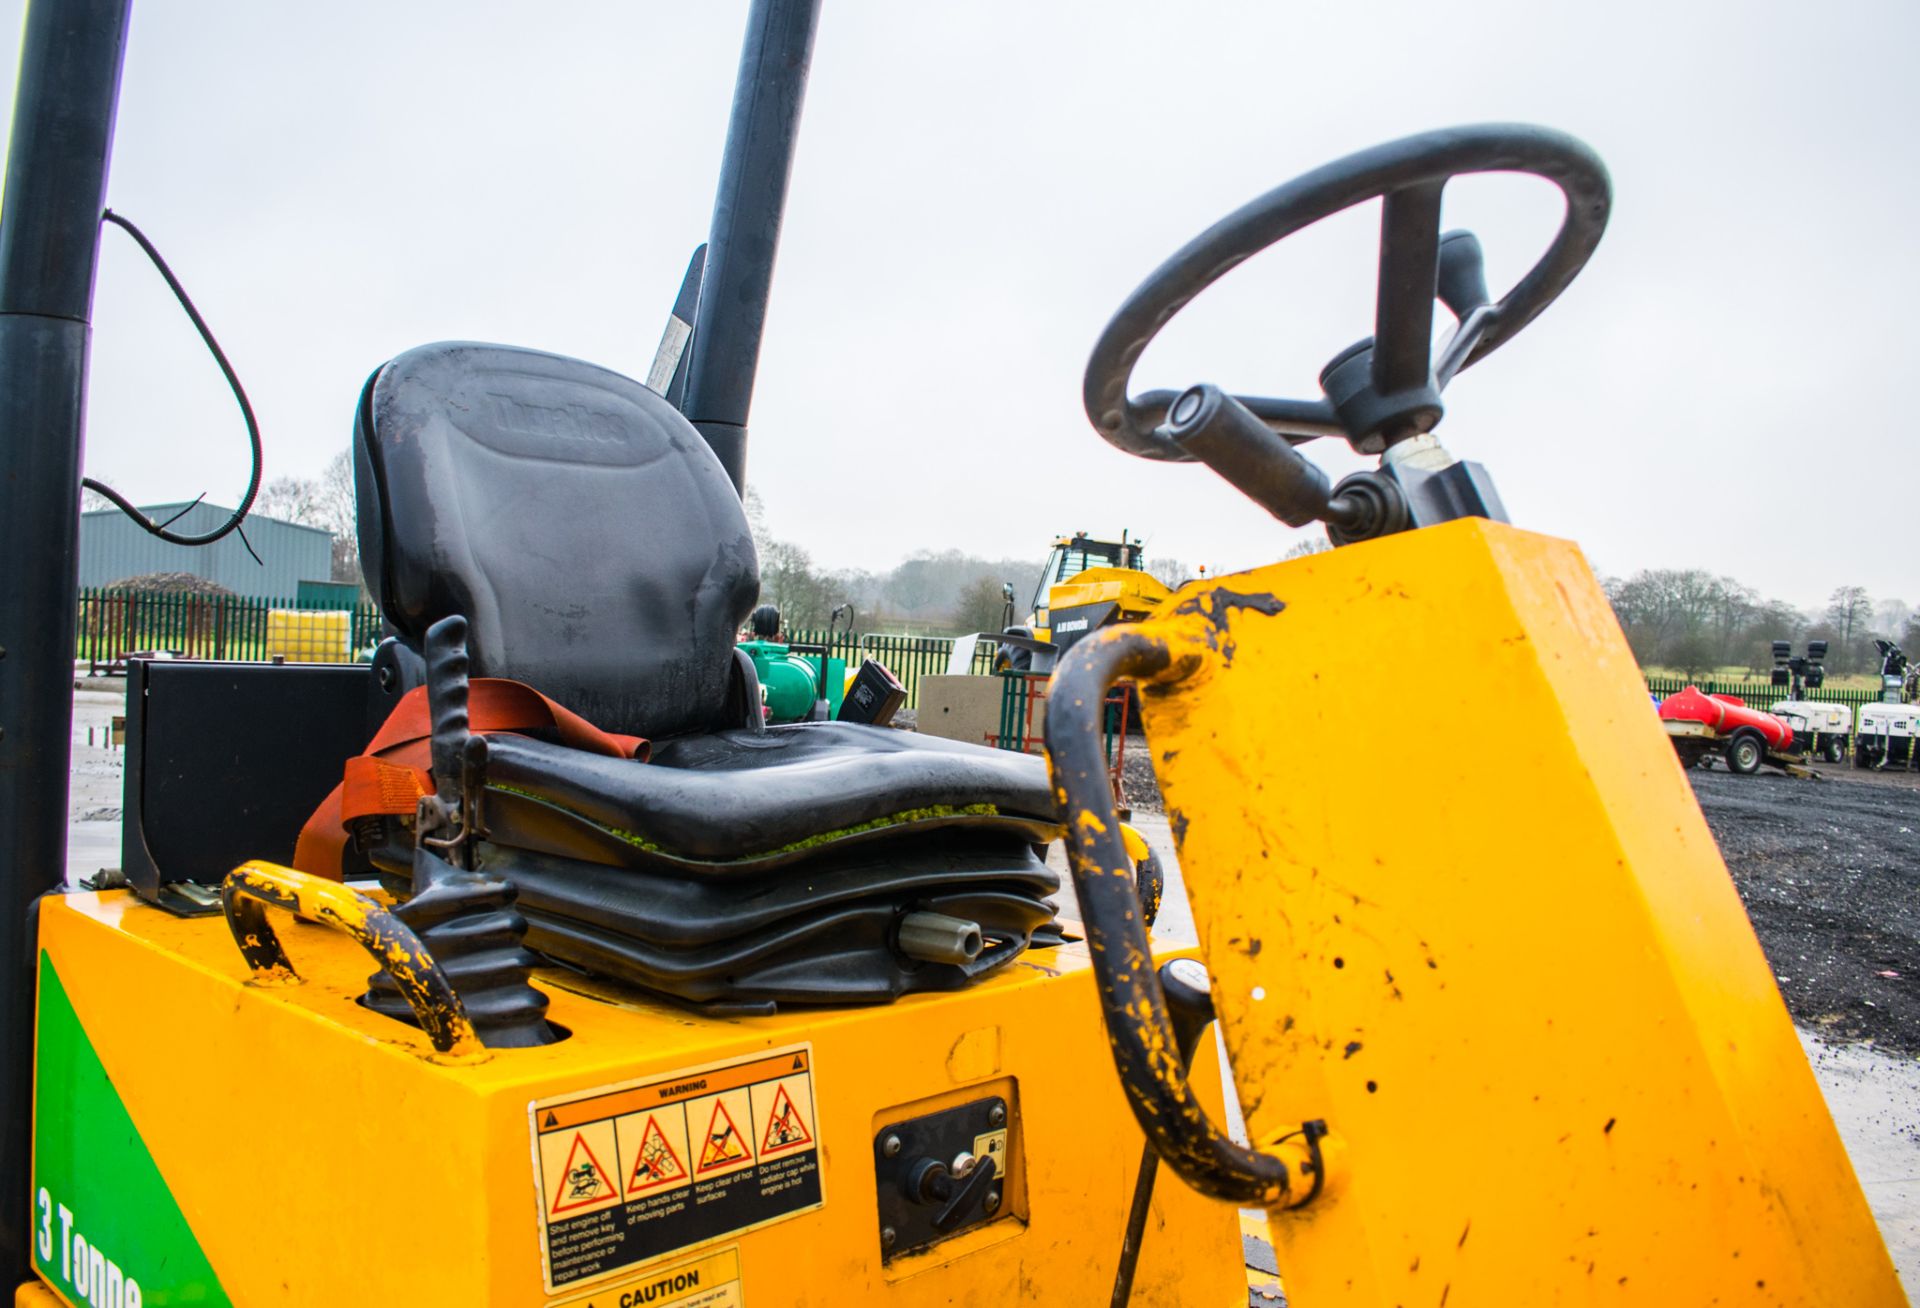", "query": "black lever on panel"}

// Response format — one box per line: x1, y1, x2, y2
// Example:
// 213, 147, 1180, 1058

905, 1152, 1000, 1233
1111, 959, 1220, 1307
